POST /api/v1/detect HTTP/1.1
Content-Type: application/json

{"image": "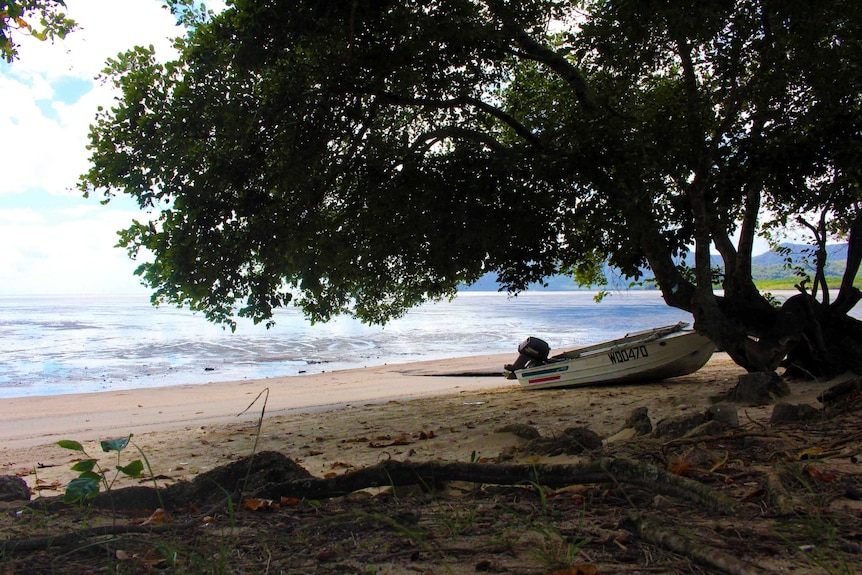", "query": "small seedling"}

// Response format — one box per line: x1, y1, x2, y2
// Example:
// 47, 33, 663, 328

58, 434, 145, 504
